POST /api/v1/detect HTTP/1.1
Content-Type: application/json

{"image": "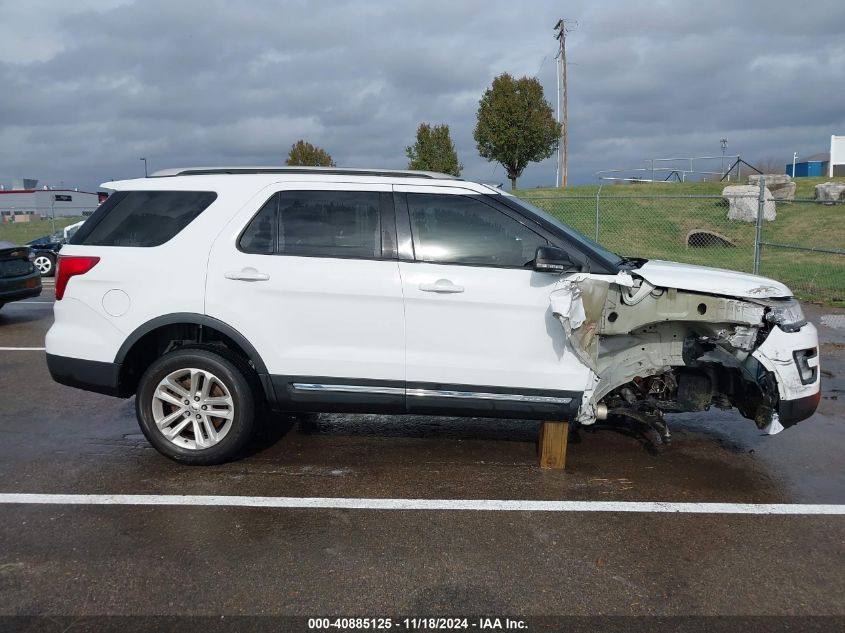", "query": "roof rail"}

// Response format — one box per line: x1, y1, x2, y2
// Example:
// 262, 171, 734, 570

149, 166, 461, 180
